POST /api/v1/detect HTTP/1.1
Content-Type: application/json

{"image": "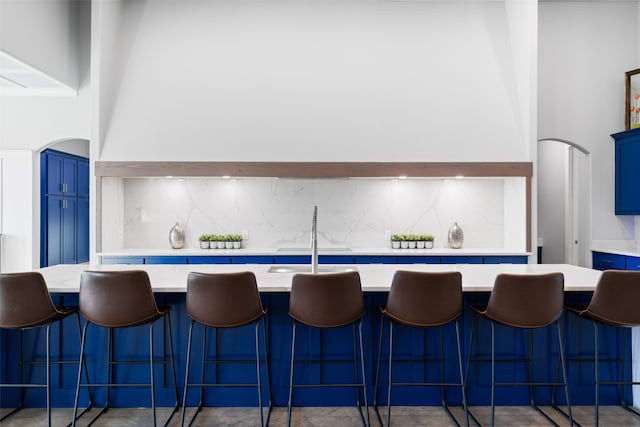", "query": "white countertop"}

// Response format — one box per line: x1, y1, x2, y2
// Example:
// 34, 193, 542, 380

591, 240, 640, 257
97, 247, 531, 257
38, 263, 600, 293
